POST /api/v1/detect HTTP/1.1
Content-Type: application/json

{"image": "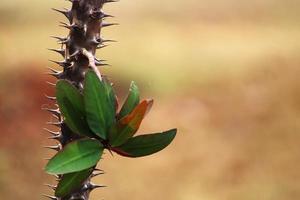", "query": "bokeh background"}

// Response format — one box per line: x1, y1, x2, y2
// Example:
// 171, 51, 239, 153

1, 0, 300, 199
